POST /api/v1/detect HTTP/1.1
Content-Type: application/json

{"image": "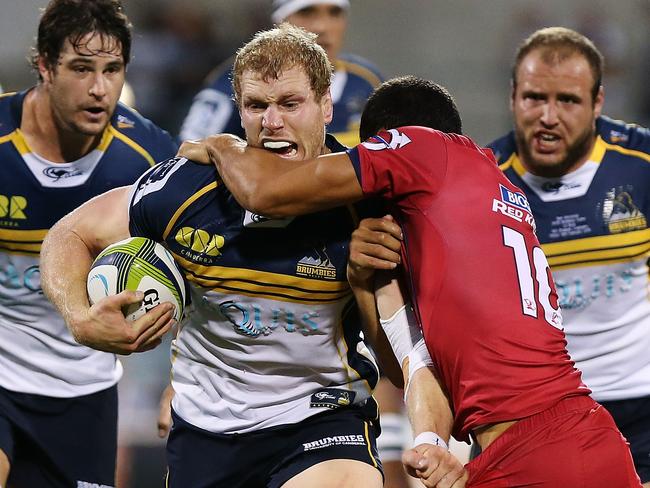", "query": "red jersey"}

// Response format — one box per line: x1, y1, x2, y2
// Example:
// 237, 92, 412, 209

348, 126, 589, 441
